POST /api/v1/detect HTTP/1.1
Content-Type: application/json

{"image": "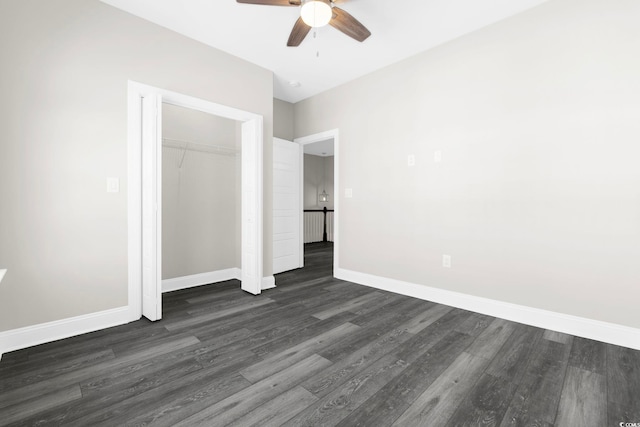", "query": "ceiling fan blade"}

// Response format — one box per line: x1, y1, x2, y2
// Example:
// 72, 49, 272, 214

236, 0, 300, 6
329, 6, 371, 42
287, 17, 311, 46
